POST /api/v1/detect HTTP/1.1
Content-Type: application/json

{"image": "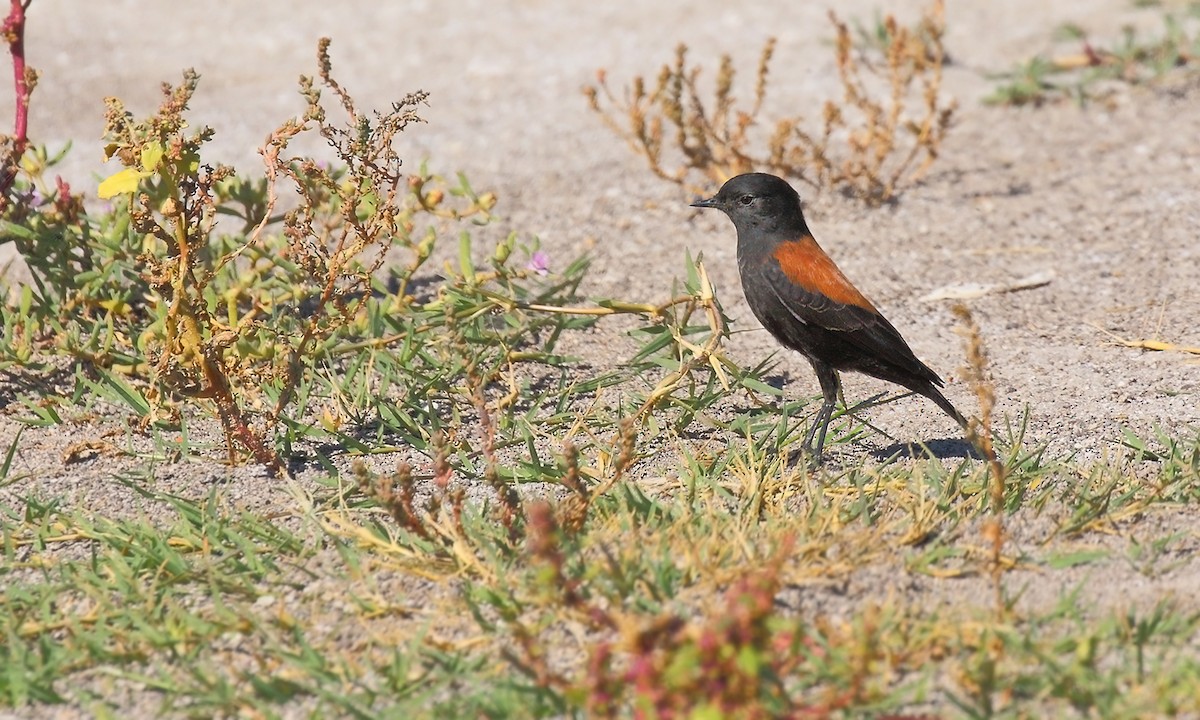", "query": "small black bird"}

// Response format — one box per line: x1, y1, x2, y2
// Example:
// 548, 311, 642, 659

691, 172, 967, 460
